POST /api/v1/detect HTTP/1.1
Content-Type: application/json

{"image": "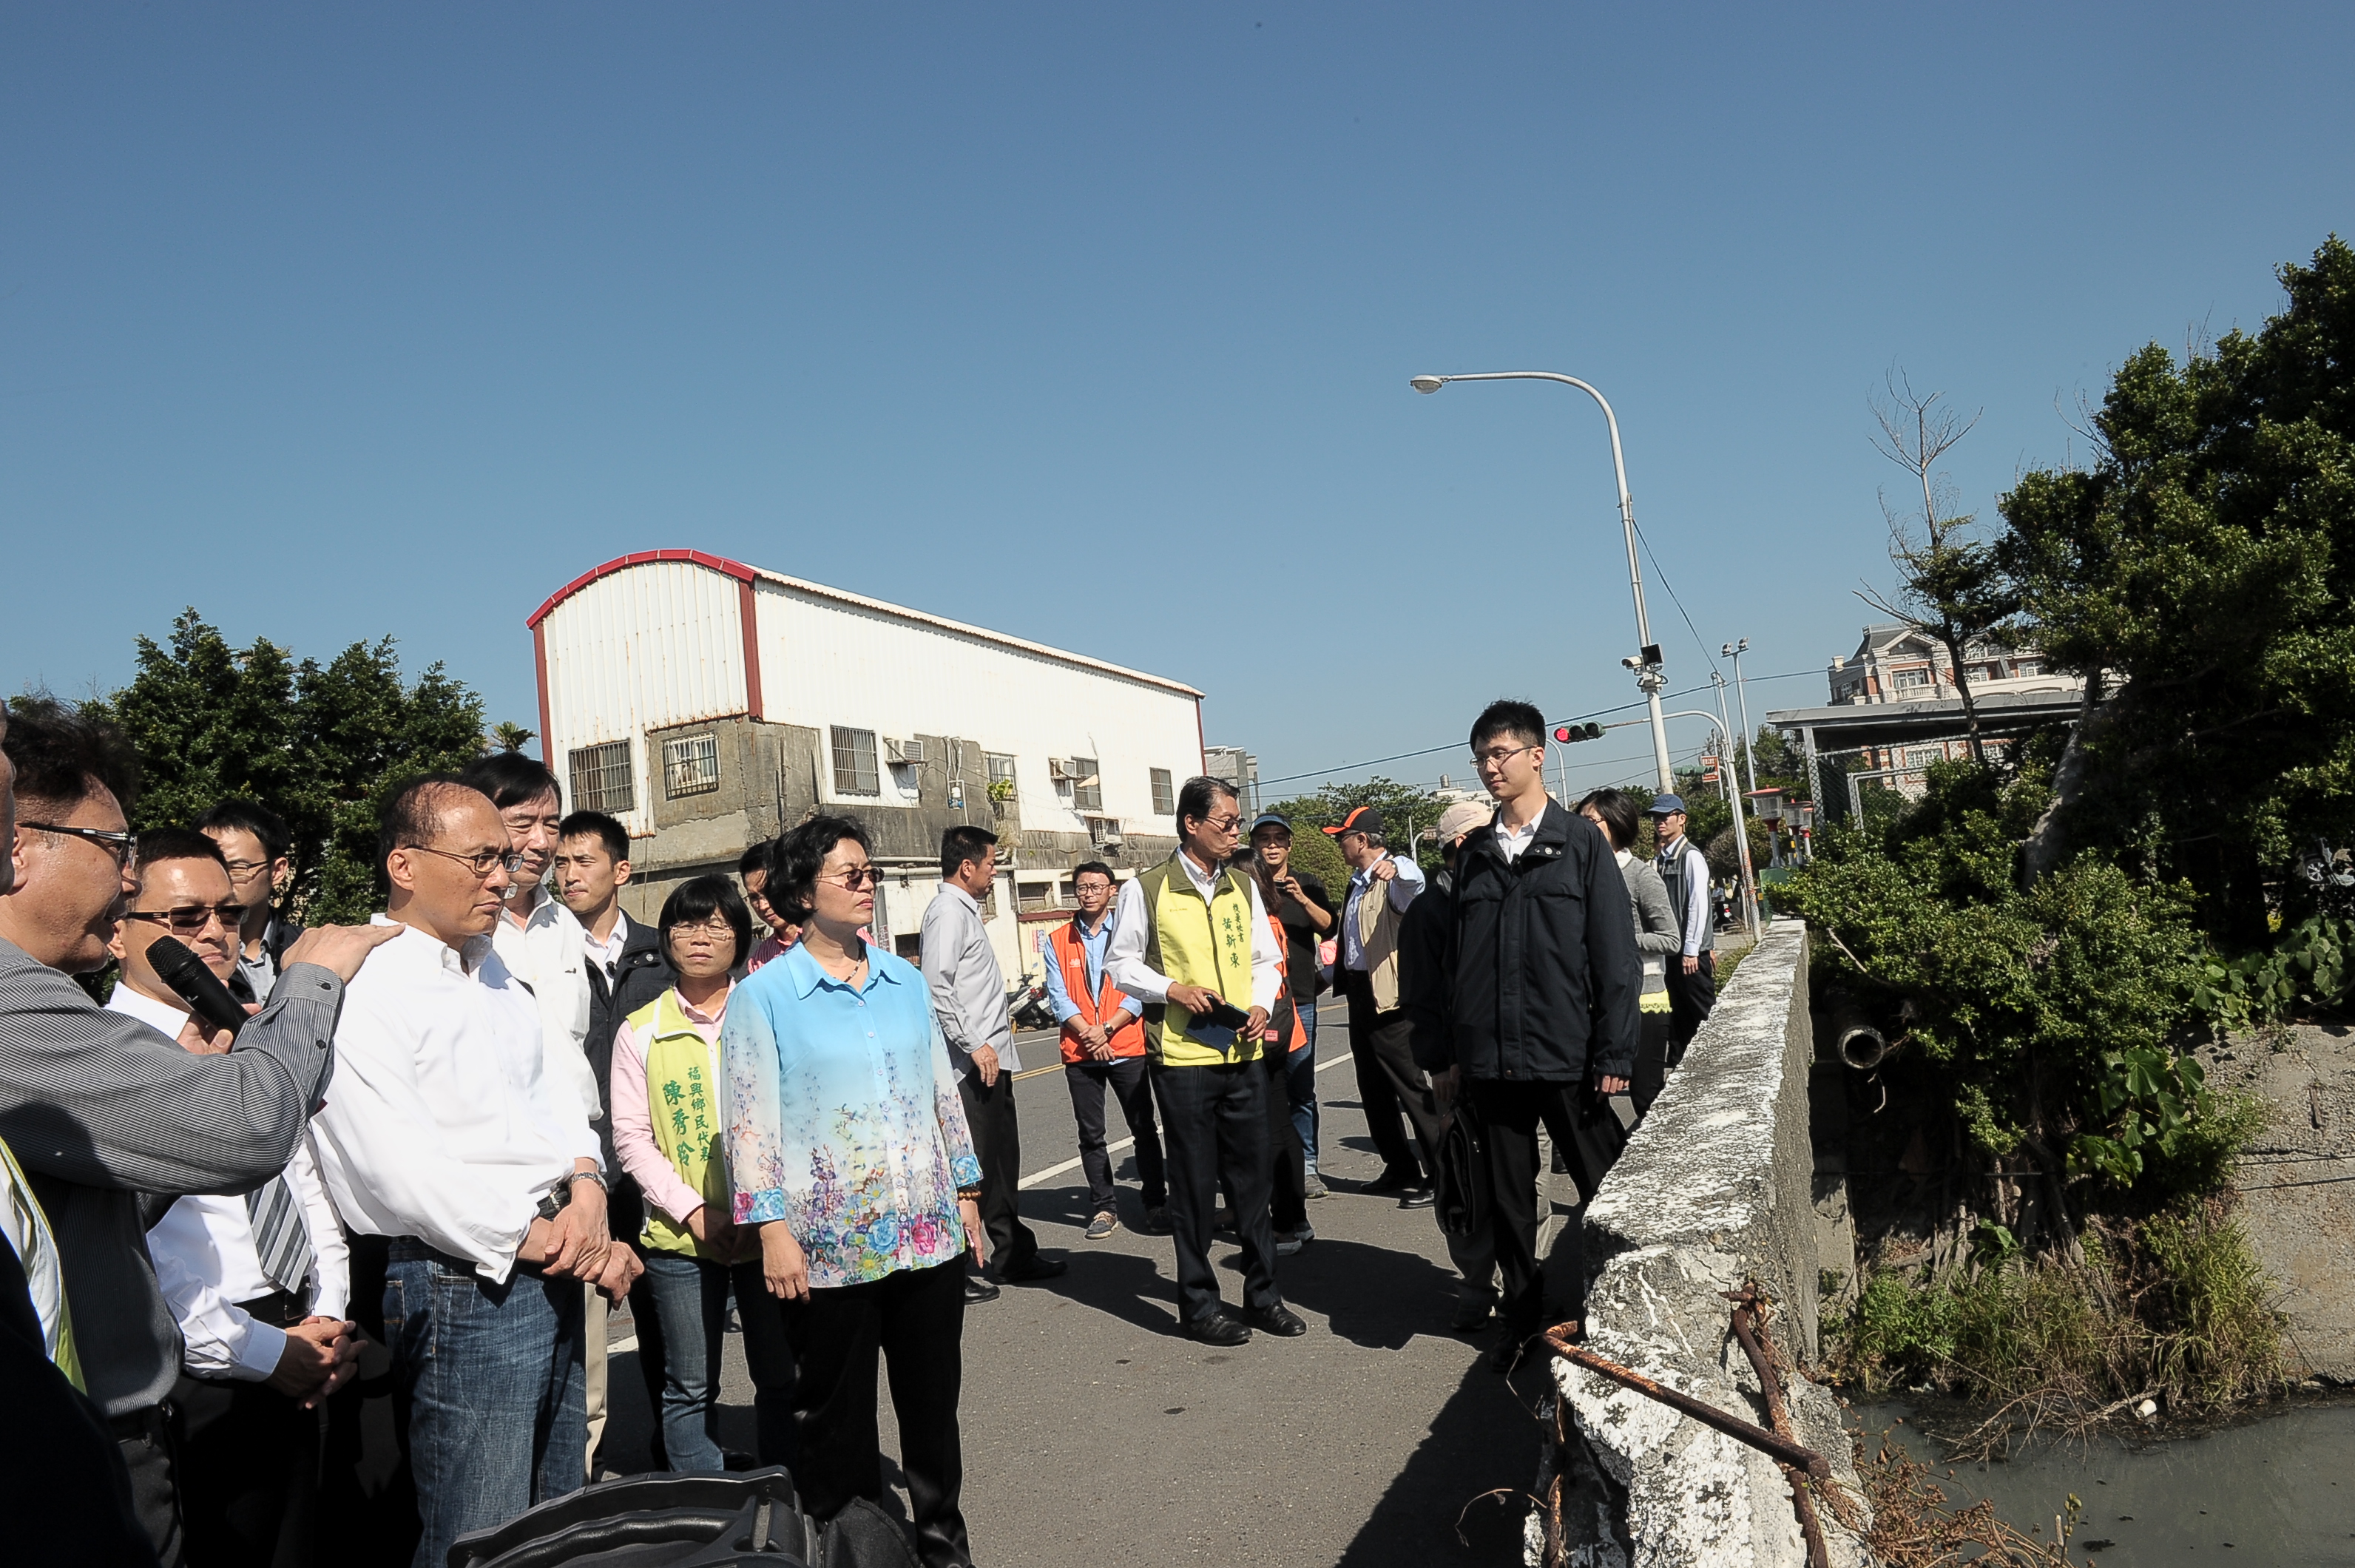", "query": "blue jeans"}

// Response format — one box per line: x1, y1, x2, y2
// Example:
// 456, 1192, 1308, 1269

1288, 1001, 1321, 1175
639, 1251, 797, 1473
385, 1242, 585, 1568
